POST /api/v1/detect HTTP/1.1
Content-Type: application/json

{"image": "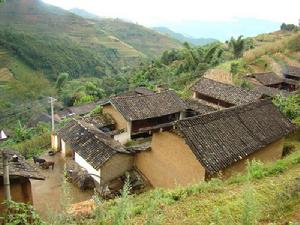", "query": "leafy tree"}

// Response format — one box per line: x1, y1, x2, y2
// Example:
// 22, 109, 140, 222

229, 35, 245, 59
55, 72, 69, 91
280, 23, 299, 31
